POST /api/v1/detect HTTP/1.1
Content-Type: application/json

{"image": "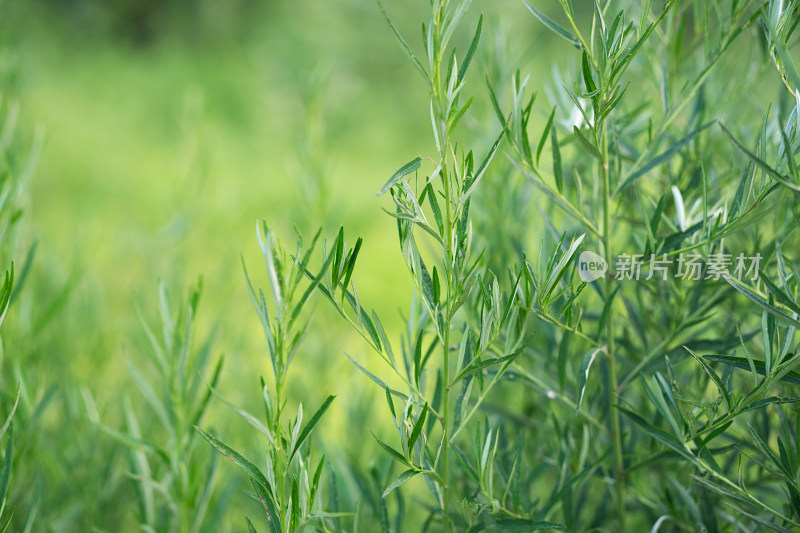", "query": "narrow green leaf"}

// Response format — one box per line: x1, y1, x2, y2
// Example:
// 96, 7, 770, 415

344, 352, 398, 393
576, 347, 603, 413
703, 354, 800, 385
339, 238, 363, 303
537, 106, 556, 166
418, 257, 436, 309
685, 347, 733, 411
309, 454, 325, 511
619, 407, 701, 467
378, 157, 422, 196
190, 354, 225, 431
697, 421, 733, 453
491, 518, 566, 531
291, 479, 300, 531
408, 403, 428, 454
382, 469, 419, 498
551, 122, 563, 192
376, 1, 429, 83
0, 265, 13, 328
458, 15, 483, 83
290, 395, 335, 464
206, 380, 275, 445
372, 312, 398, 371
724, 502, 796, 533
250, 478, 282, 533
581, 50, 596, 94
95, 423, 170, 463
573, 126, 602, 160
452, 351, 521, 385
459, 123, 507, 210
0, 424, 11, 505
371, 432, 412, 467
741, 396, 800, 413
257, 221, 283, 320
721, 273, 800, 328
521, 0, 580, 48
0, 388, 19, 442
126, 361, 173, 434
761, 274, 800, 317
618, 122, 715, 194
291, 239, 338, 328
196, 428, 270, 491
449, 96, 474, 135
721, 123, 800, 194
451, 443, 480, 485
486, 76, 508, 129
543, 234, 584, 303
